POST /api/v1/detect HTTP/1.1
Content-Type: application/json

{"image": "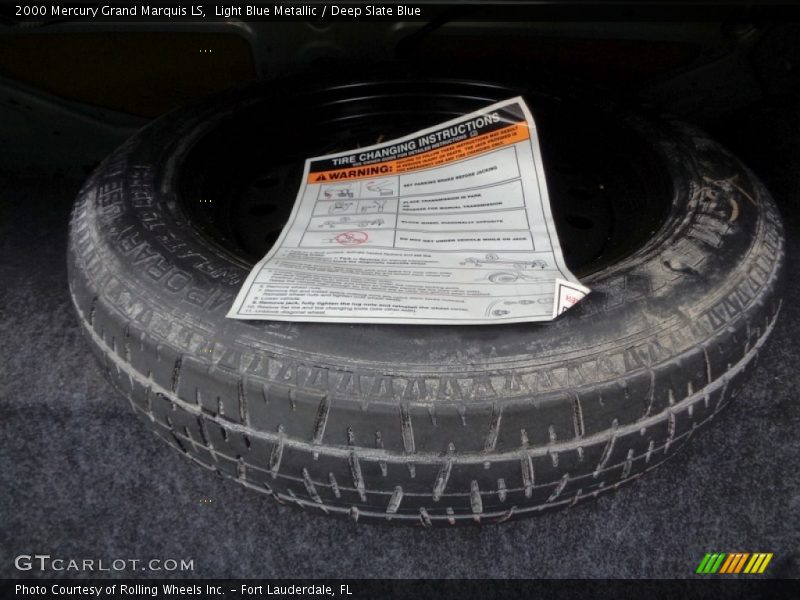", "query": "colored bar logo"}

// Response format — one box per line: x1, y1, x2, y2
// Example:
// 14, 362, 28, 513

696, 553, 773, 574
